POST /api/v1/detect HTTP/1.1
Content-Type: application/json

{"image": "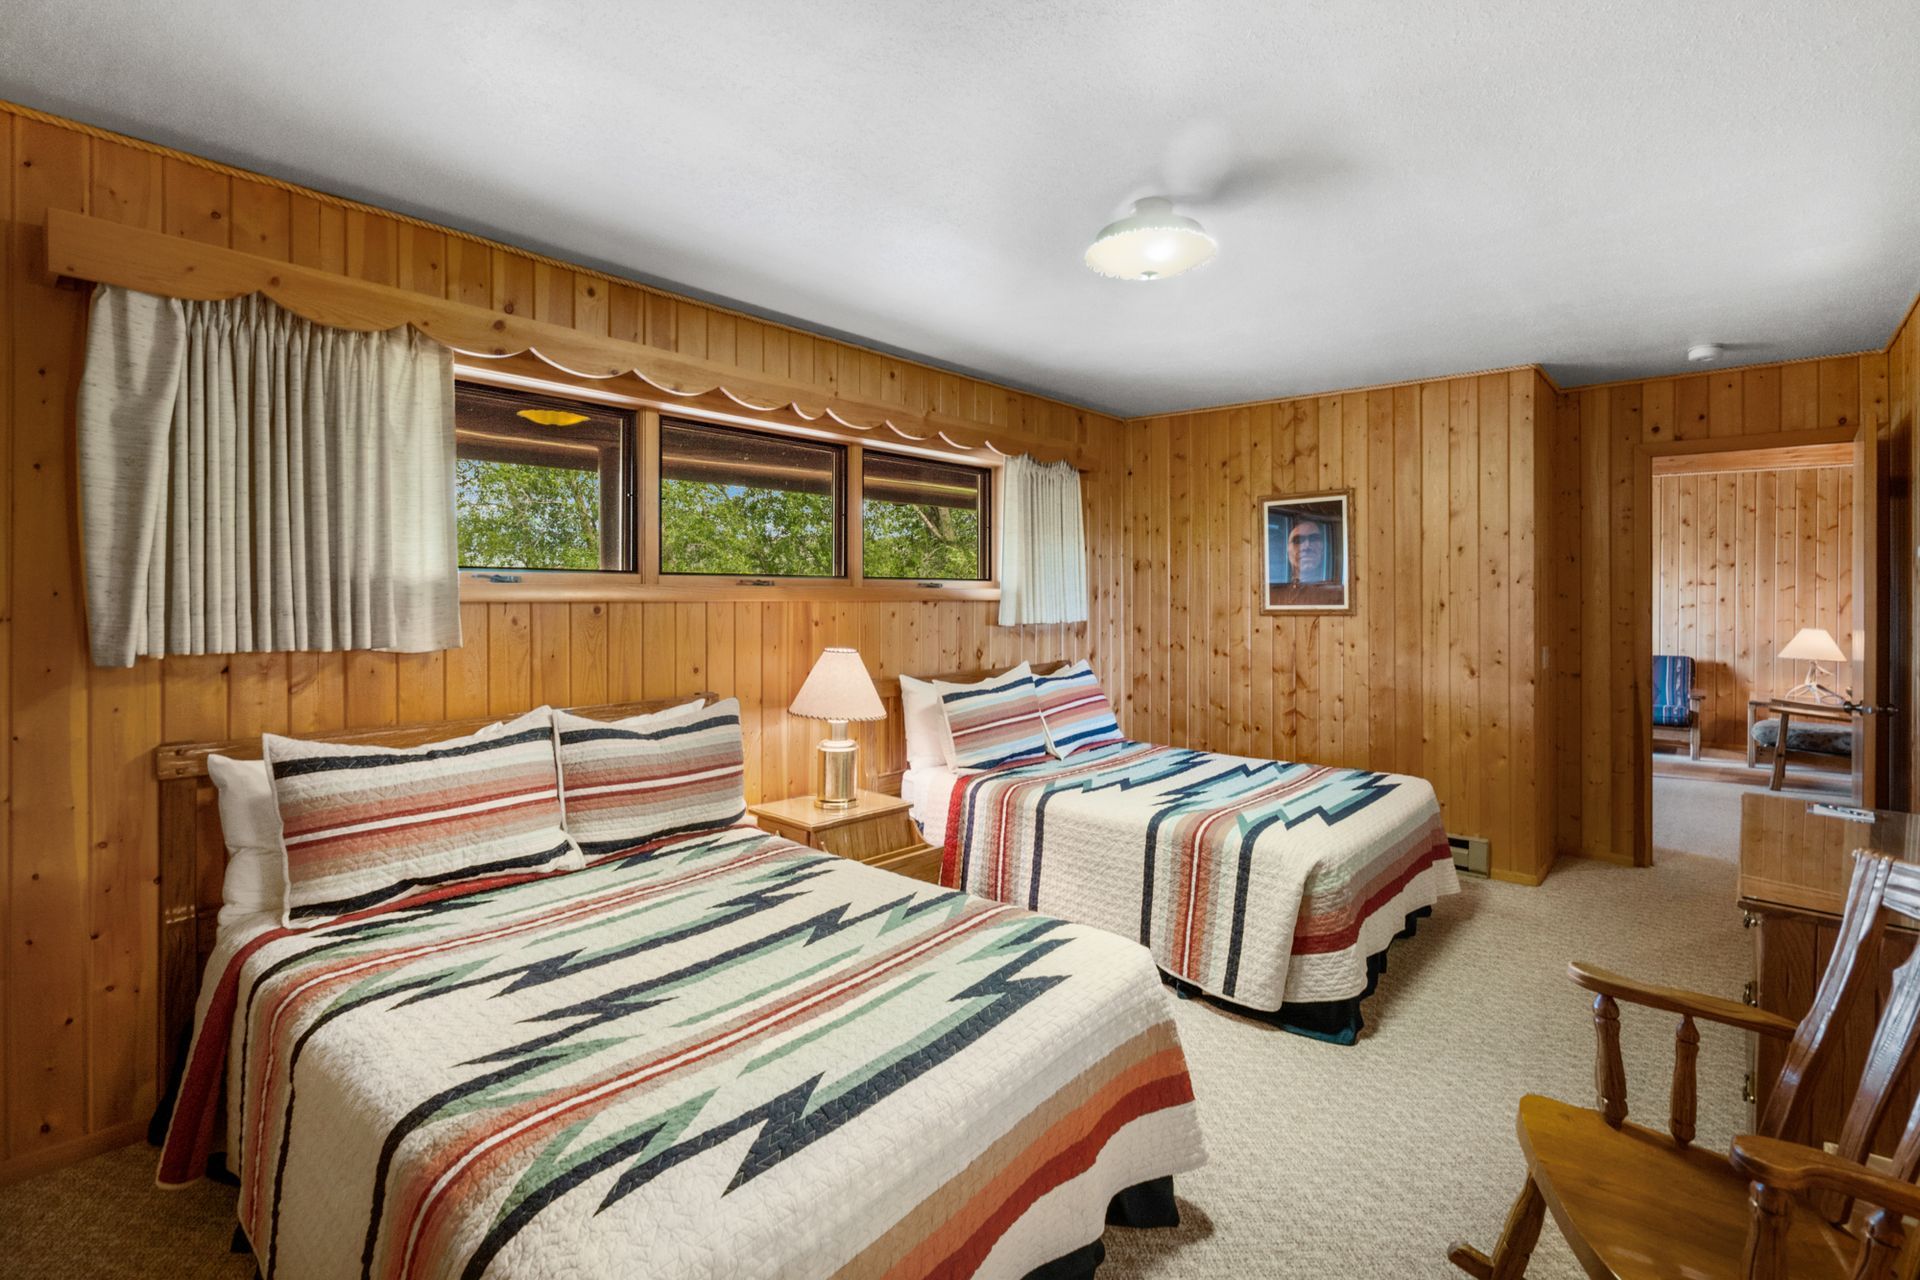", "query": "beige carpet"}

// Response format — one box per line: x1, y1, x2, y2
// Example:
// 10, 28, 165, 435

1, 776, 1753, 1278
